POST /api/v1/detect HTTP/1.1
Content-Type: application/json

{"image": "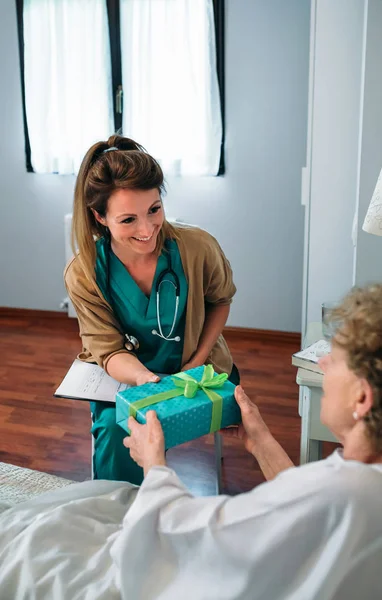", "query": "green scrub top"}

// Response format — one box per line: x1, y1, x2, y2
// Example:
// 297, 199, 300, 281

95, 237, 188, 375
